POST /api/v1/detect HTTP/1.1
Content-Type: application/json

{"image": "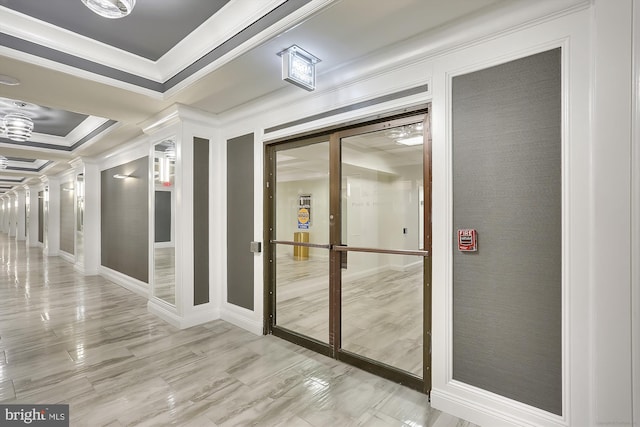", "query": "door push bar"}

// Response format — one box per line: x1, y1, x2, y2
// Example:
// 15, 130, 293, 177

270, 240, 429, 257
